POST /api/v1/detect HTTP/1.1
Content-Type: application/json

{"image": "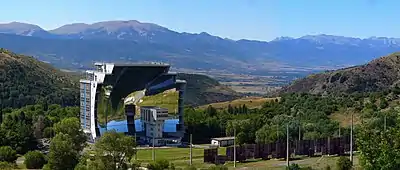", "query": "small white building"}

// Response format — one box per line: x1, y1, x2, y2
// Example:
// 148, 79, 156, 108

211, 137, 235, 147
140, 106, 169, 146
